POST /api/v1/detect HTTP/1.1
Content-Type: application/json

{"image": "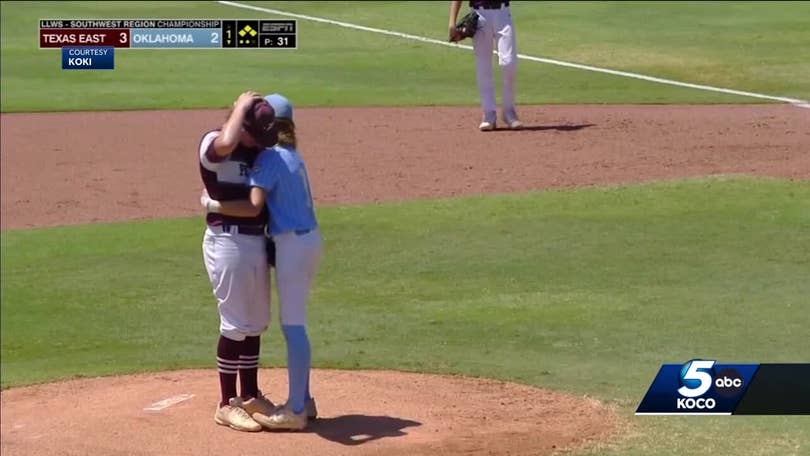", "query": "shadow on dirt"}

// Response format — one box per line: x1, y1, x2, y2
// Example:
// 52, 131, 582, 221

492, 123, 596, 132
306, 414, 422, 446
